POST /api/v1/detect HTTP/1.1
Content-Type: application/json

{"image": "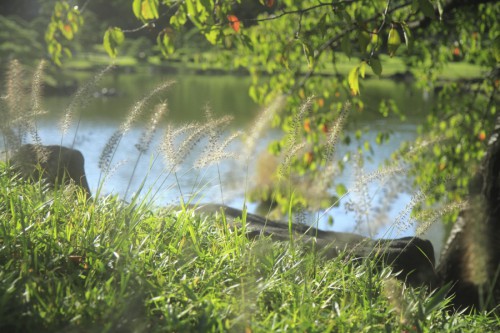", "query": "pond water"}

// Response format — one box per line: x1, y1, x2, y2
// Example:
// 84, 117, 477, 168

6, 70, 445, 255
